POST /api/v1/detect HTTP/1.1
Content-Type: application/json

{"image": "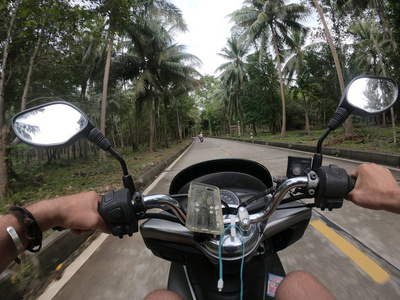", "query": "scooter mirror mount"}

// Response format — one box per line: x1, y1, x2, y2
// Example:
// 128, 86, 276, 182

12, 101, 137, 194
